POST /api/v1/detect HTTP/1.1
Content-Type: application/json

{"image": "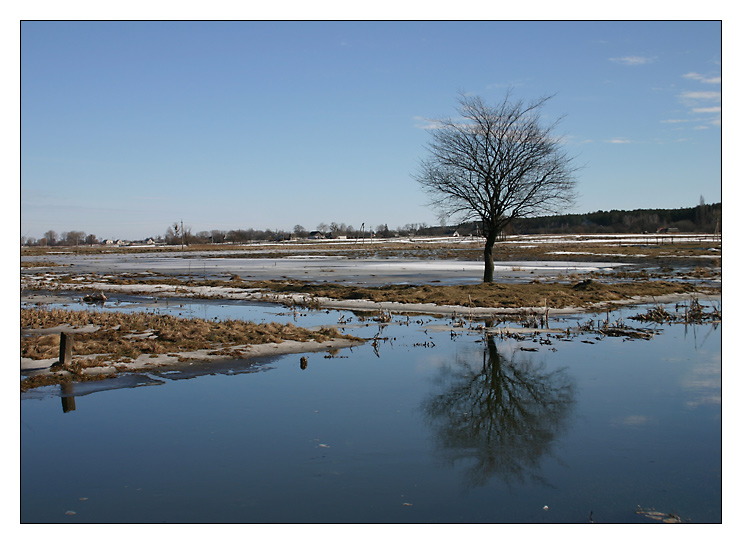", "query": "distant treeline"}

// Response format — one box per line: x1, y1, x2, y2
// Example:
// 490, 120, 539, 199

23, 202, 721, 247
439, 201, 722, 237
